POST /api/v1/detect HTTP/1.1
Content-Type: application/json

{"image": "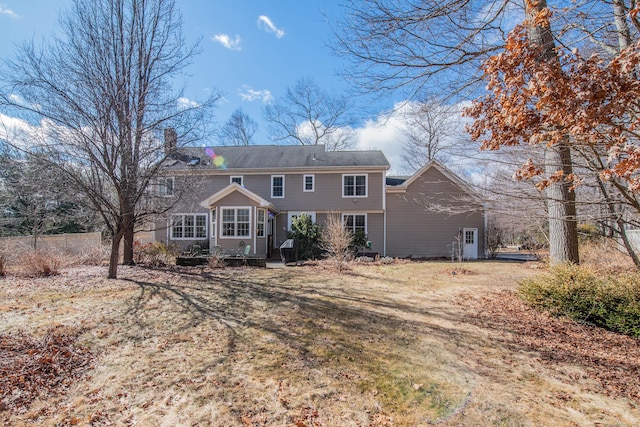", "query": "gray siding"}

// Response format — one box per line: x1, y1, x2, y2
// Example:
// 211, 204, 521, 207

386, 167, 485, 258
